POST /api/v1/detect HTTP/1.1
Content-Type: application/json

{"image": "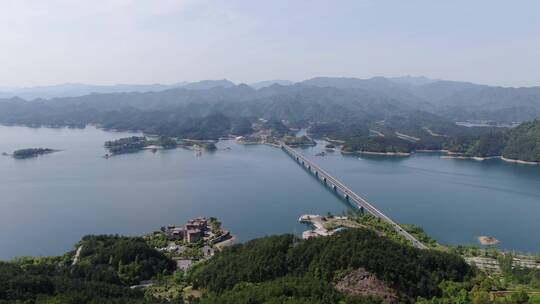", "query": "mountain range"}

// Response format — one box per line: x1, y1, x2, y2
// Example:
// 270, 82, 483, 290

1, 75, 540, 156
2, 76, 539, 123
0, 79, 236, 100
